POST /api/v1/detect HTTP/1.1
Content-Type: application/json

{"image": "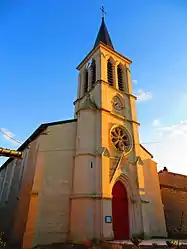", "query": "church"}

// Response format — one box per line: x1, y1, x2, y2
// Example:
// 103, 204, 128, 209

1, 16, 184, 249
